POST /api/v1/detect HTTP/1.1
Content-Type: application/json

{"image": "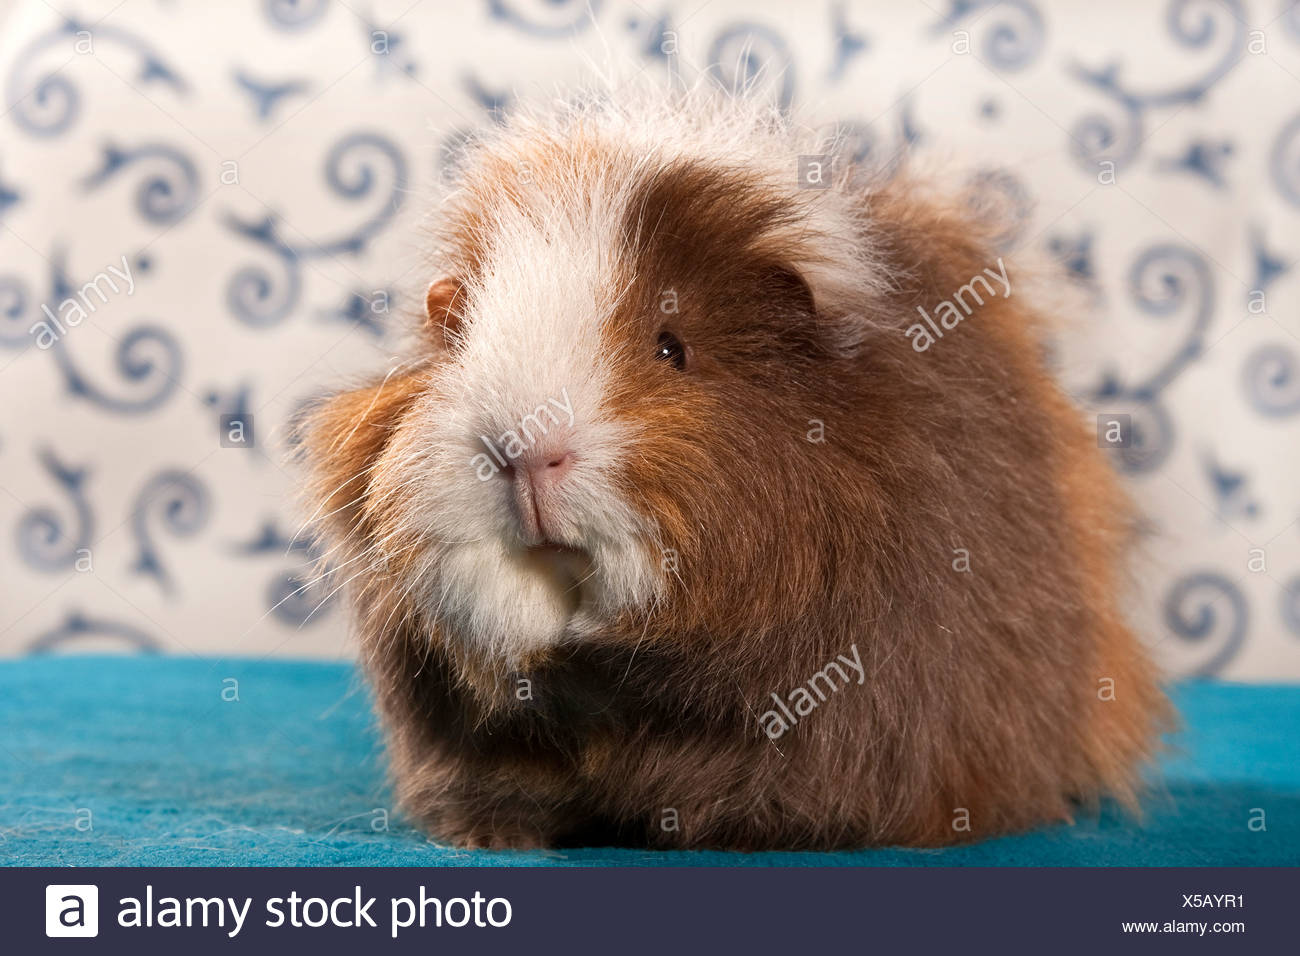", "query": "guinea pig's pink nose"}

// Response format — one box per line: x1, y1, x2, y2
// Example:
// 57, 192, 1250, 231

519, 447, 574, 487
508, 442, 575, 542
